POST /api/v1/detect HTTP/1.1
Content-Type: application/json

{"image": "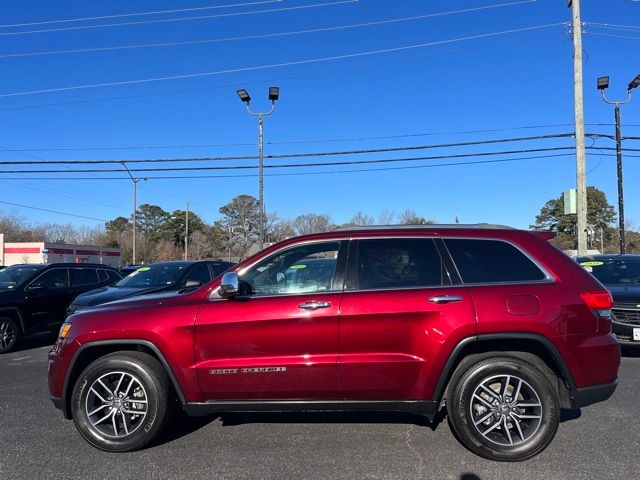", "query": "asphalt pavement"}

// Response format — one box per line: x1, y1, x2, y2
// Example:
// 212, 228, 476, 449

1, 337, 638, 480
